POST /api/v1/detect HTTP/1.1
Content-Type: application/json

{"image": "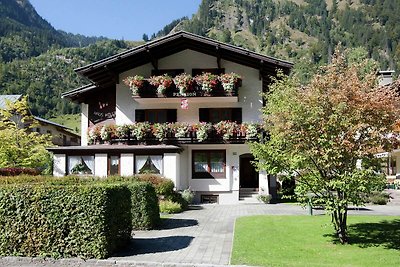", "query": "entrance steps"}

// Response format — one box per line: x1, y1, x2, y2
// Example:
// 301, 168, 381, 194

239, 188, 260, 203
